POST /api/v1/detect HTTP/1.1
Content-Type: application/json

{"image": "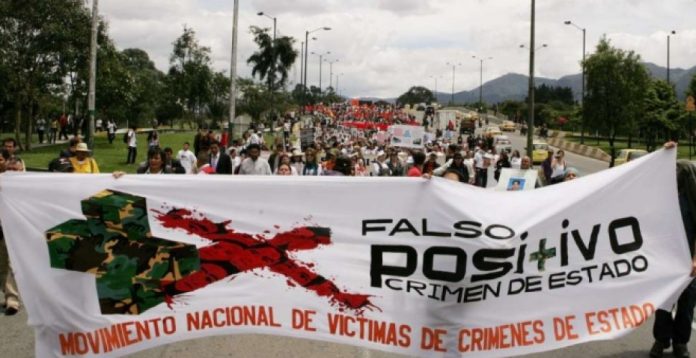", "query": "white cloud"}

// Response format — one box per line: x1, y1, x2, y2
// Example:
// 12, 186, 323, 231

93, 0, 696, 98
